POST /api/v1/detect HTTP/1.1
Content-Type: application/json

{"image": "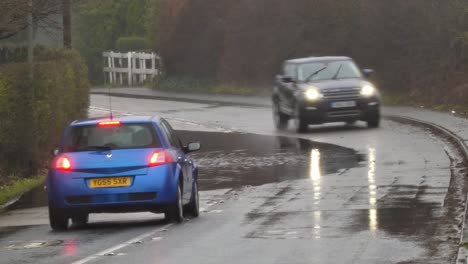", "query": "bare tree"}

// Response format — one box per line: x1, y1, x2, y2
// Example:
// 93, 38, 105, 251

62, 0, 71, 48
0, 0, 62, 41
